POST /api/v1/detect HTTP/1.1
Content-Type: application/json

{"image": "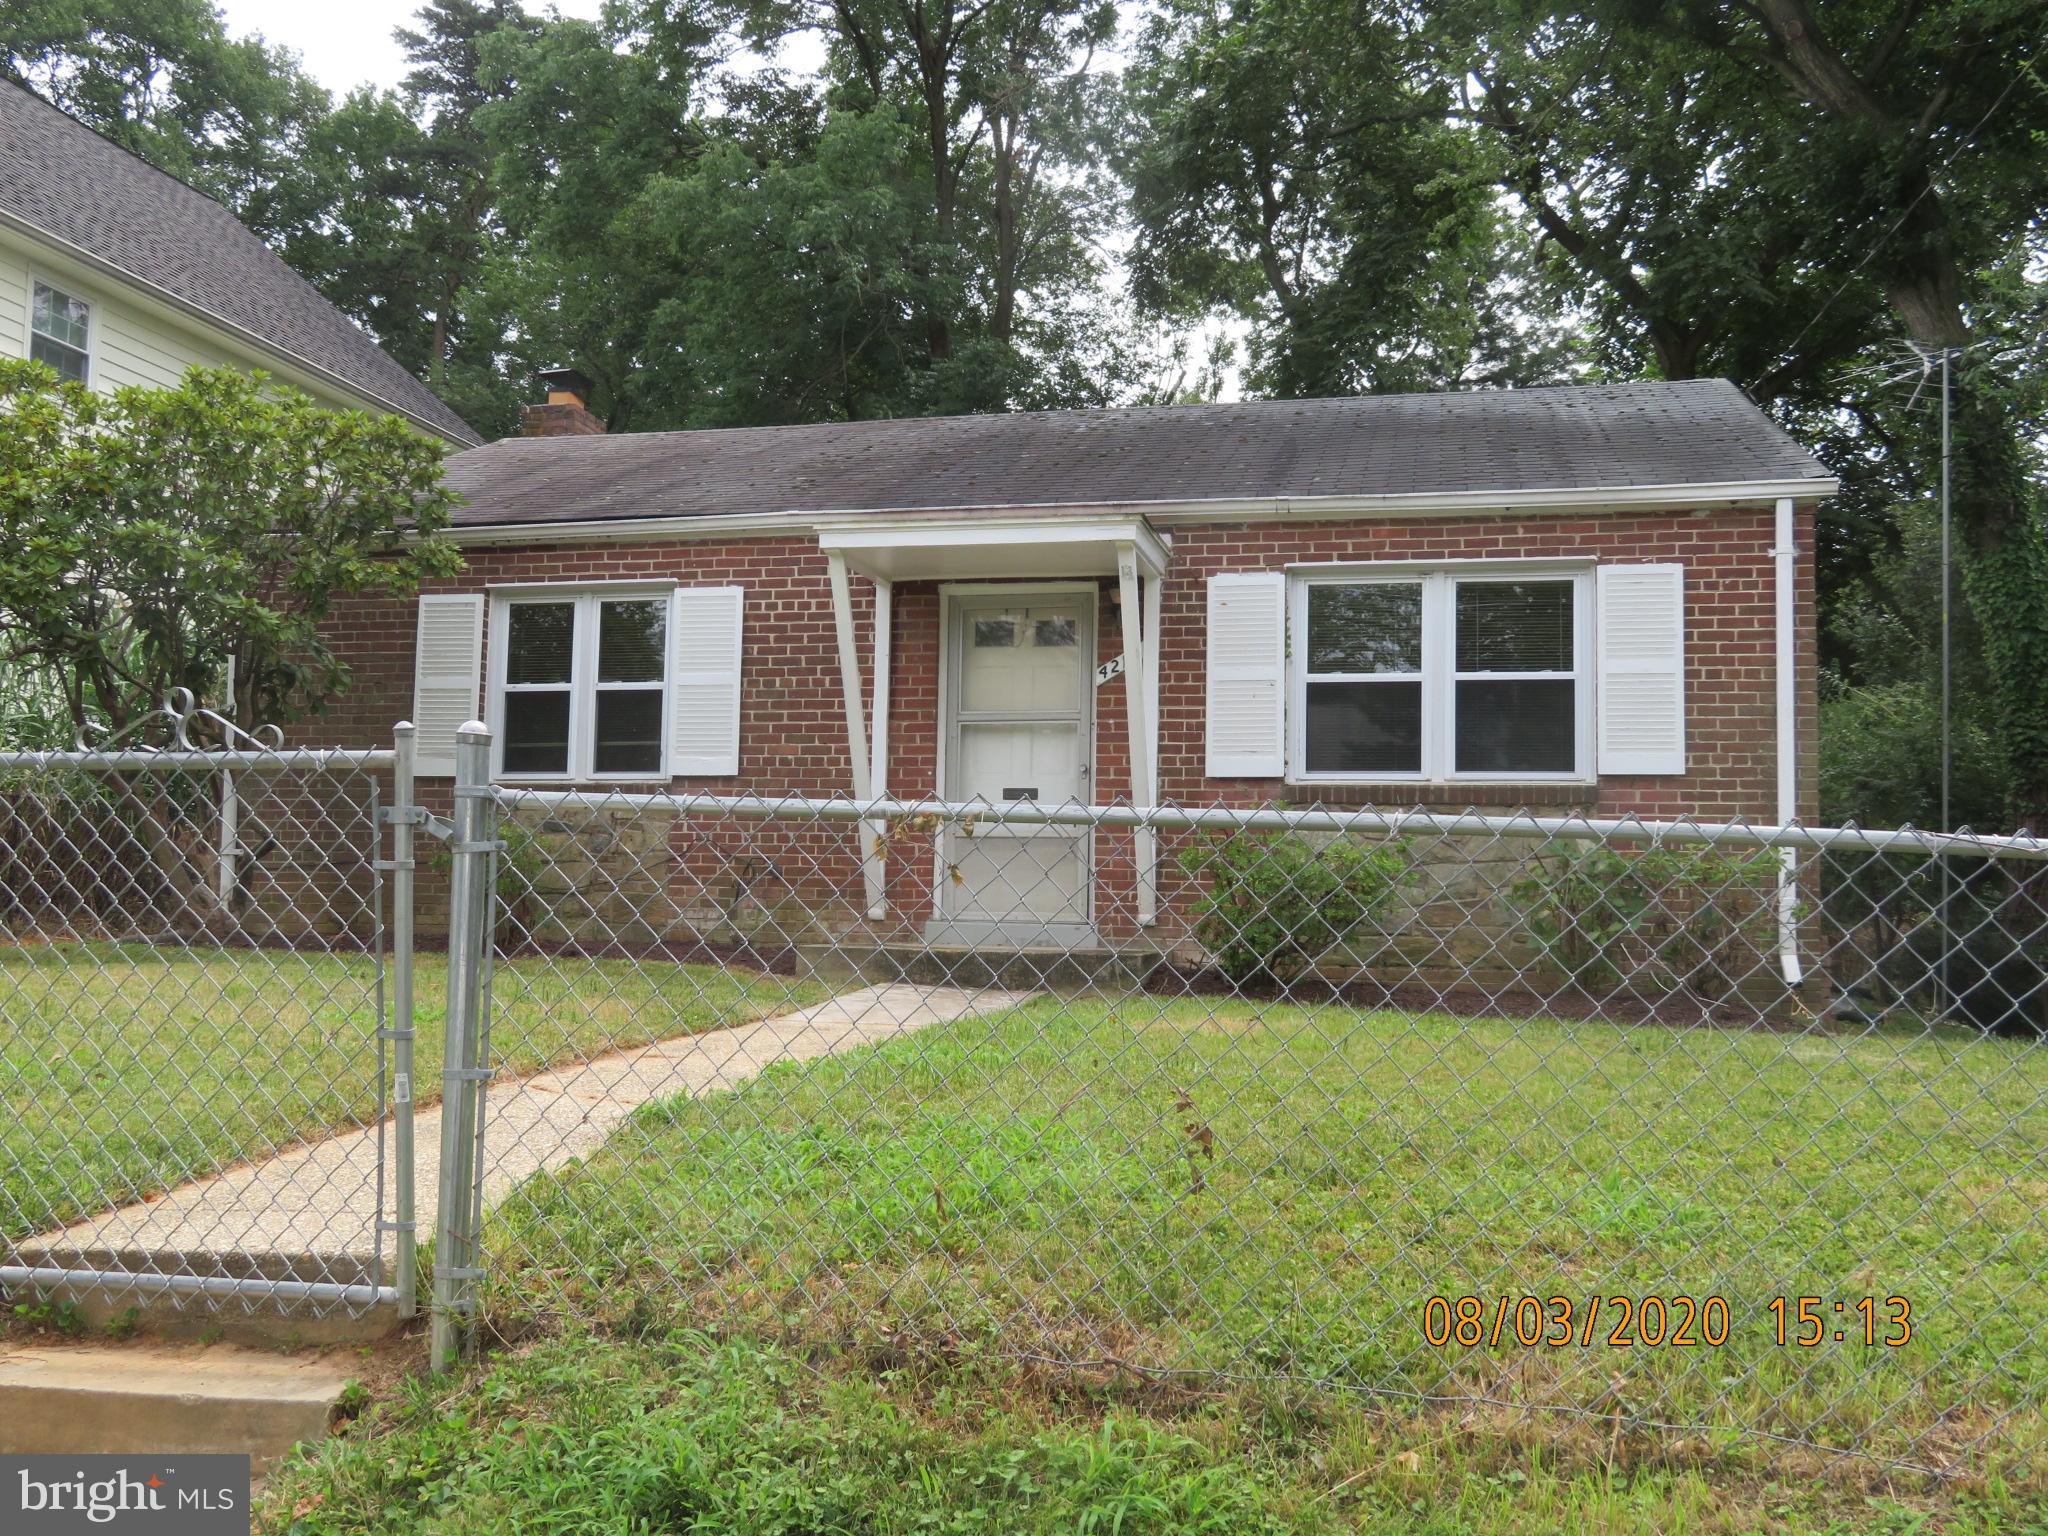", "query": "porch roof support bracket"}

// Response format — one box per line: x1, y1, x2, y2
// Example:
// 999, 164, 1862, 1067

826, 551, 884, 916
